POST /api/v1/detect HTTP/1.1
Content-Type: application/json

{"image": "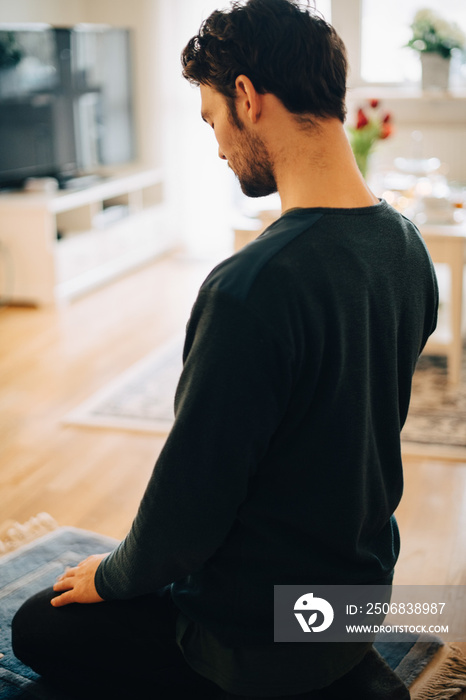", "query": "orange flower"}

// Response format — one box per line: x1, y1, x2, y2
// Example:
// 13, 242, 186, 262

380, 122, 393, 139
